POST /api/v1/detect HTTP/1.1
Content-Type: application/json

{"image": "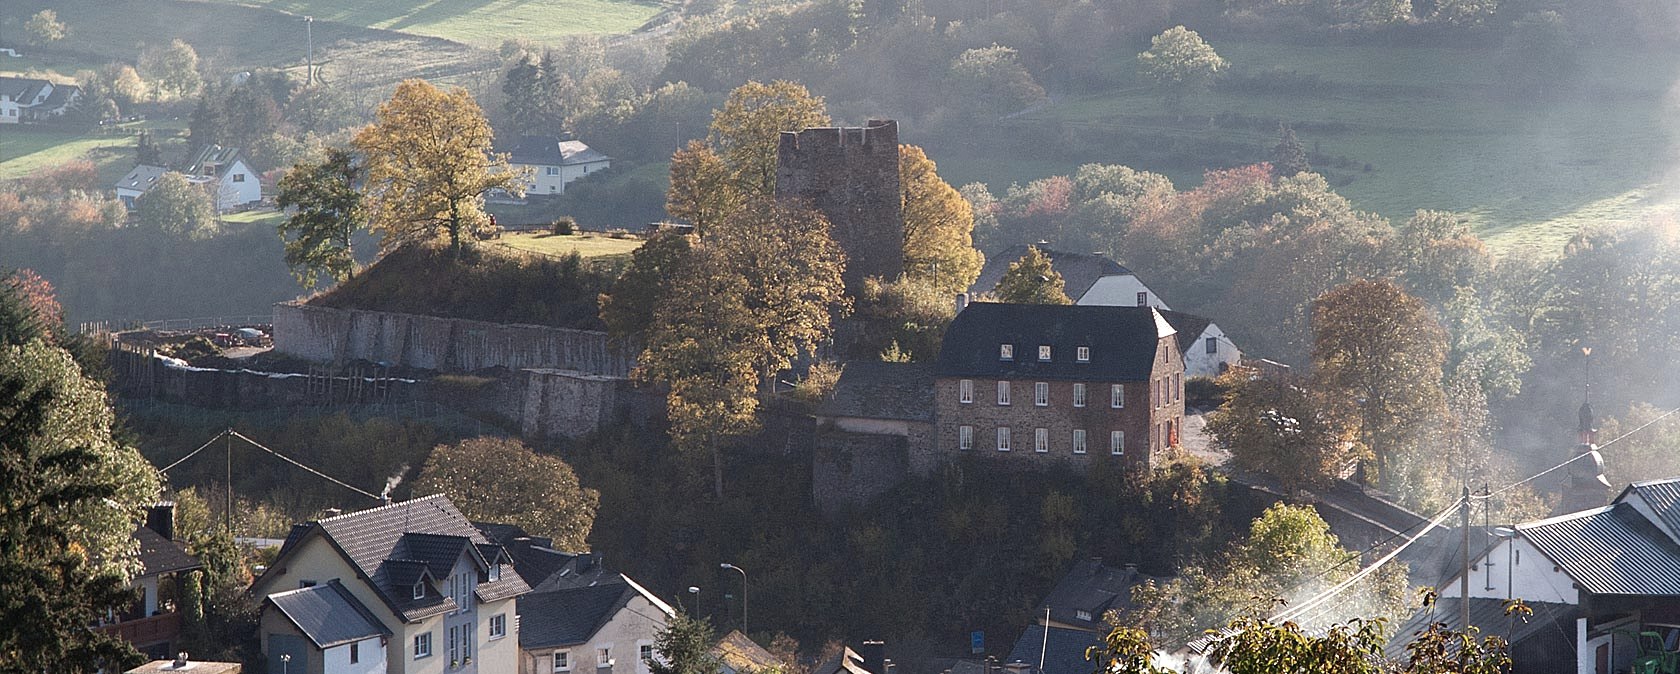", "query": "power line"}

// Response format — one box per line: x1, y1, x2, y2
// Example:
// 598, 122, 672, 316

158, 429, 229, 473
1272, 499, 1462, 624
1478, 402, 1680, 501
228, 429, 382, 501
